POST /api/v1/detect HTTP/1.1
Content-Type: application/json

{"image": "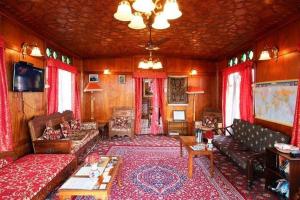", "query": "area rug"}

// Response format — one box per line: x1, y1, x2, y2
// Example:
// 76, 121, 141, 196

107, 145, 245, 200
